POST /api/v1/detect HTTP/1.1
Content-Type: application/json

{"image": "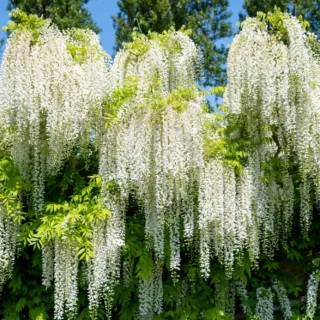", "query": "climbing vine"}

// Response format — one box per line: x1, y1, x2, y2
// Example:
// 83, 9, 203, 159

0, 8, 320, 320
